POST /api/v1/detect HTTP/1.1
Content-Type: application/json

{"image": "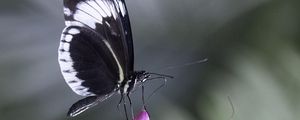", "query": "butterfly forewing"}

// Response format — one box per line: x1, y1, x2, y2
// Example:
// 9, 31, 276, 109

59, 0, 134, 96
63, 0, 134, 76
